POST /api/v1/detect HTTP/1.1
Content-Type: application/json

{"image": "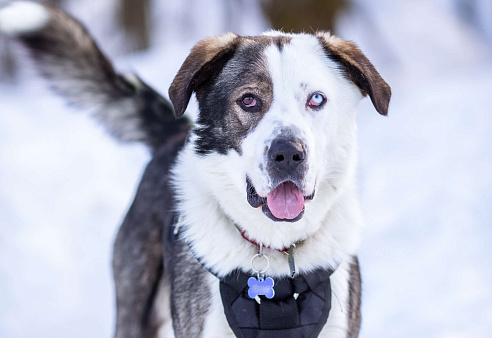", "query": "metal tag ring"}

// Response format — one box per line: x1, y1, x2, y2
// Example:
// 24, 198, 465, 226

251, 253, 270, 274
